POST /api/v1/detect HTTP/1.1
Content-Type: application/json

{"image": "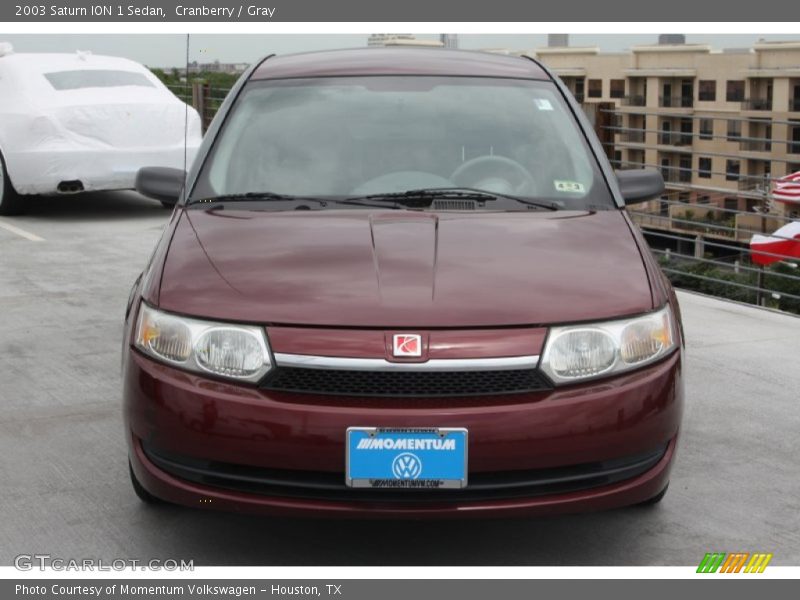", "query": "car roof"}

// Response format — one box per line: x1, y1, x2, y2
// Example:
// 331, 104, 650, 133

250, 47, 551, 82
